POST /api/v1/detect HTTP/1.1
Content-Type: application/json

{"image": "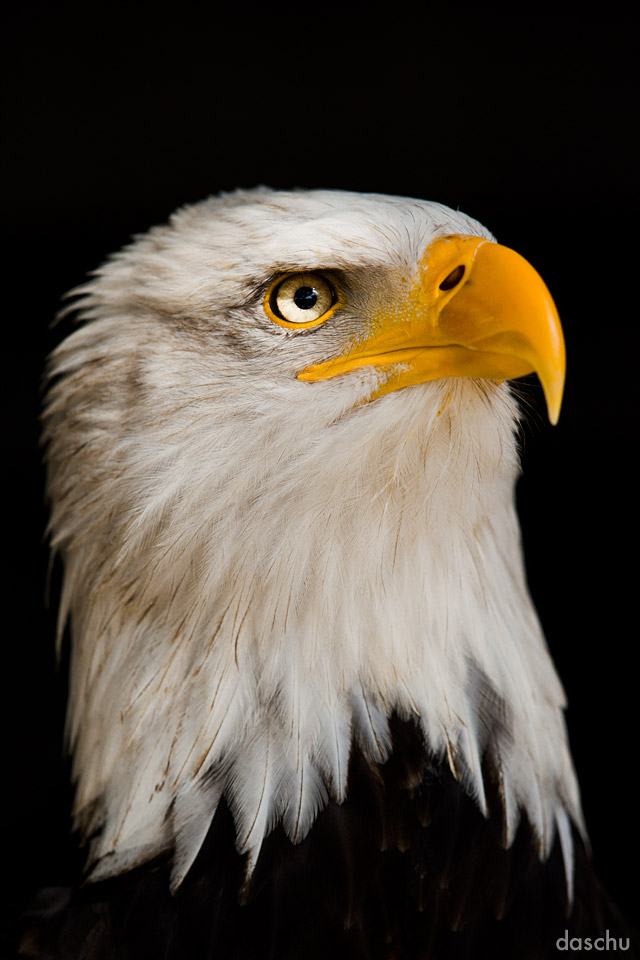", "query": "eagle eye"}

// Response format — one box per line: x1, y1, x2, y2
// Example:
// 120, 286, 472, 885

264, 272, 339, 328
